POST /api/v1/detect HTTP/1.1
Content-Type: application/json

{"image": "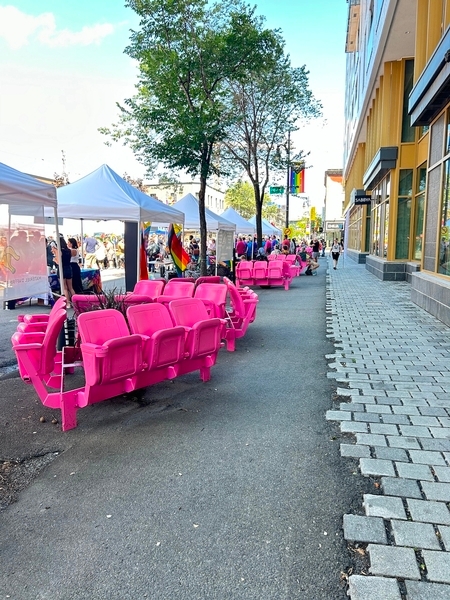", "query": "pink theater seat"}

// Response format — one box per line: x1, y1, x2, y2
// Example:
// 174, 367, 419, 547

222, 277, 258, 351
156, 280, 195, 306
167, 298, 224, 380
253, 262, 268, 286
133, 279, 165, 300
127, 303, 186, 371
194, 282, 228, 318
